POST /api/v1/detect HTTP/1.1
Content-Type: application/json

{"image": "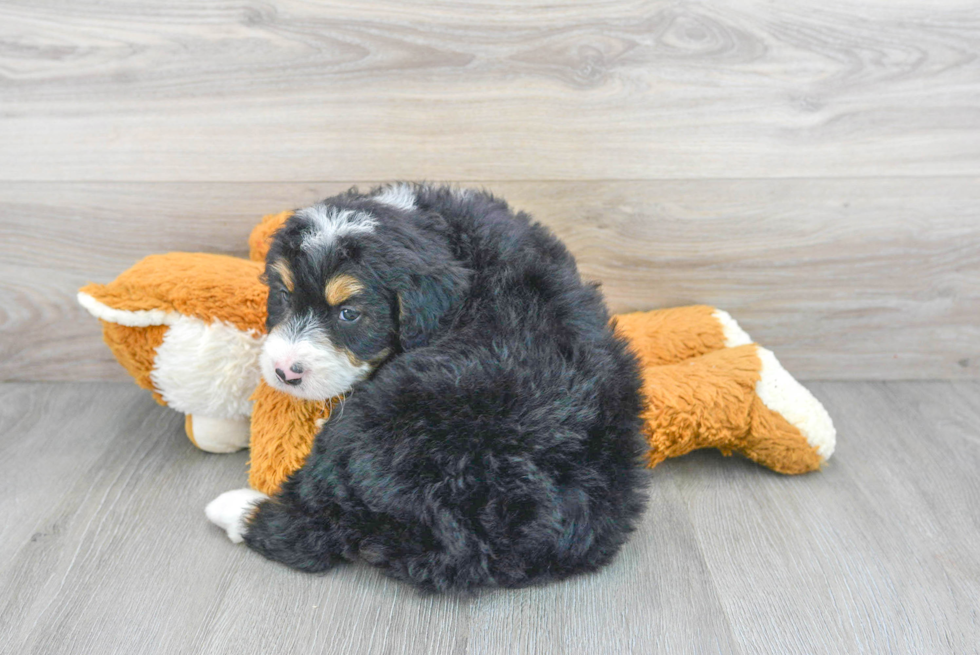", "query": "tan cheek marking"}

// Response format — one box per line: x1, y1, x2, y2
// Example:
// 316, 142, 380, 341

343, 348, 363, 367
270, 260, 294, 293
325, 274, 365, 306
344, 347, 391, 369
369, 348, 392, 366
